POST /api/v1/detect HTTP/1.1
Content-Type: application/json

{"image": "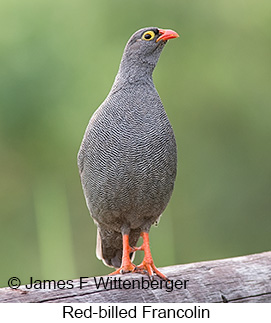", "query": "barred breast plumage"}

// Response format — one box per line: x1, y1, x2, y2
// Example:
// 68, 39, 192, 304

78, 27, 179, 278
